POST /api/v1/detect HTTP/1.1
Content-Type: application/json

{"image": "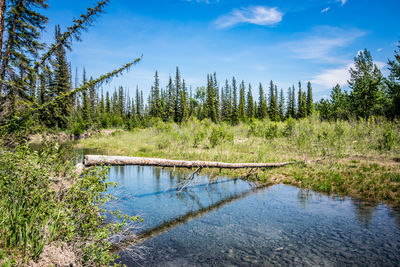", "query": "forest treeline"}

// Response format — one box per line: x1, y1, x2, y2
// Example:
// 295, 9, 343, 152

0, 0, 399, 137
48, 46, 400, 134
